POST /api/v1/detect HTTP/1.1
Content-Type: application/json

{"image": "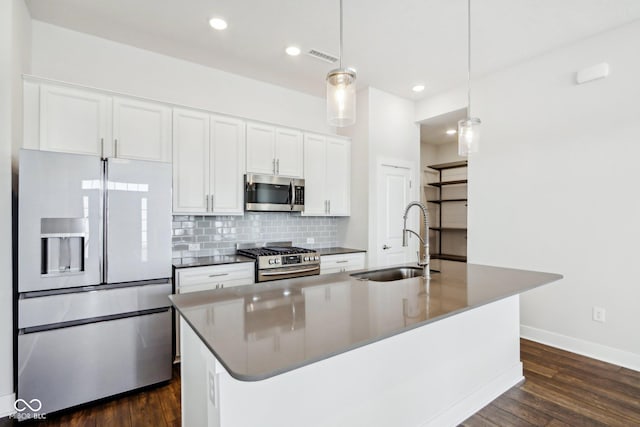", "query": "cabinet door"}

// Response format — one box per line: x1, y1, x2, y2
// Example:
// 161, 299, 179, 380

275, 128, 303, 178
246, 122, 276, 175
302, 133, 327, 216
112, 97, 171, 162
172, 108, 210, 213
326, 138, 351, 216
39, 84, 109, 156
210, 115, 245, 215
